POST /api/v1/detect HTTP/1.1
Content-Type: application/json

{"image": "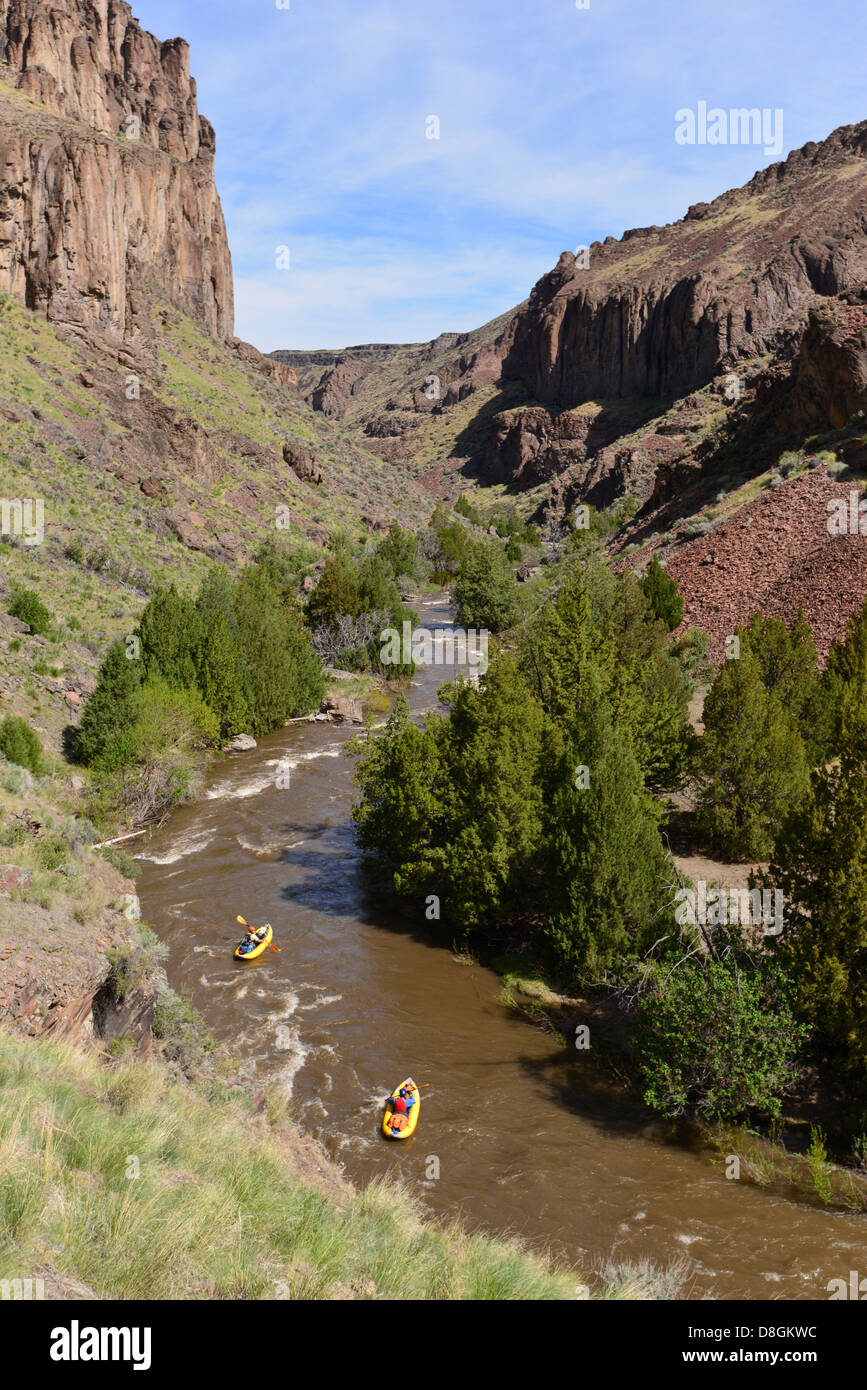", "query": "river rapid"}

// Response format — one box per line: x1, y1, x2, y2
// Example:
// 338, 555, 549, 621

136, 597, 865, 1300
